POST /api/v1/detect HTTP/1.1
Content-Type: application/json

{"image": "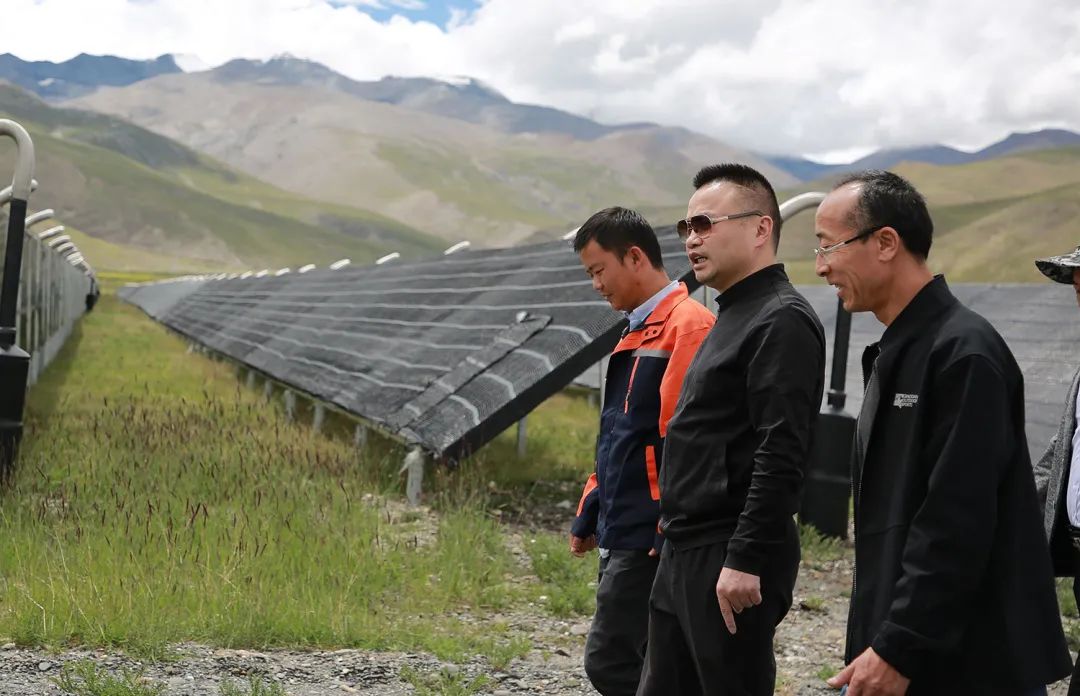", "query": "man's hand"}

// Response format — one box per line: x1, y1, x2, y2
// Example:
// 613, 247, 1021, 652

827, 647, 910, 696
569, 534, 597, 557
715, 567, 762, 634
